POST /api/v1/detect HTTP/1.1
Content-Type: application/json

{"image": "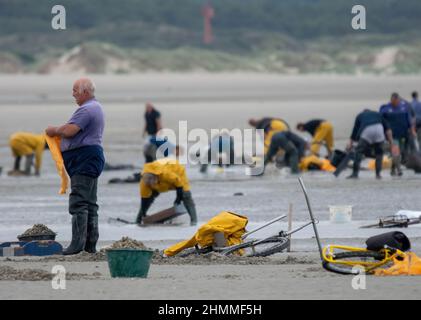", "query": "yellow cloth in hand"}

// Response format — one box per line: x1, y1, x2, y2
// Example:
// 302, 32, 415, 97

45, 135, 69, 195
